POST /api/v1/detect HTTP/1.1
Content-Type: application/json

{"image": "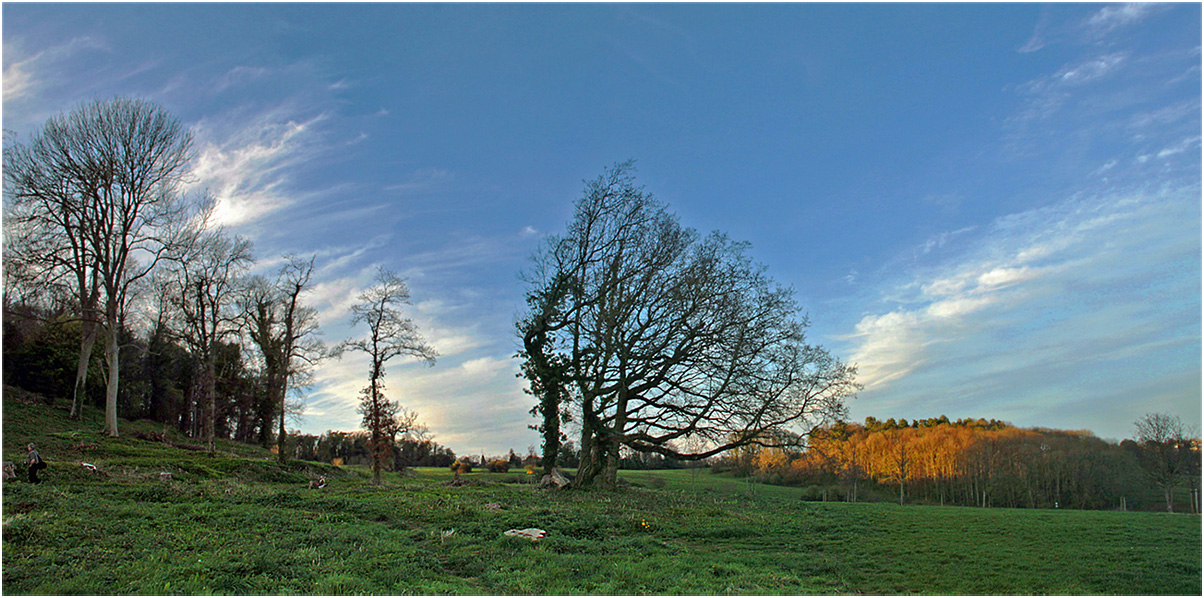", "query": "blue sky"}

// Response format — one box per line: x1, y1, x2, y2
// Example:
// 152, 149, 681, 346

4, 3, 1199, 453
